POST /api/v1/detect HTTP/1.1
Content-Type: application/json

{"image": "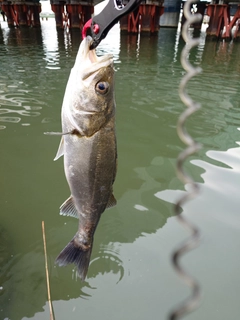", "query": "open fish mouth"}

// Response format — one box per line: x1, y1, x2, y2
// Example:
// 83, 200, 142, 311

74, 36, 113, 80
